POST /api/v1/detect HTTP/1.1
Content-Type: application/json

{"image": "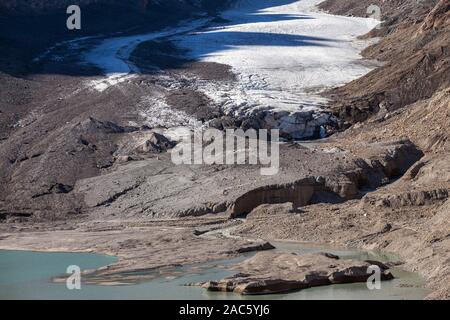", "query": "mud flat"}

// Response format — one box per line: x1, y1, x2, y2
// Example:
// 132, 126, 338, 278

0, 216, 275, 285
